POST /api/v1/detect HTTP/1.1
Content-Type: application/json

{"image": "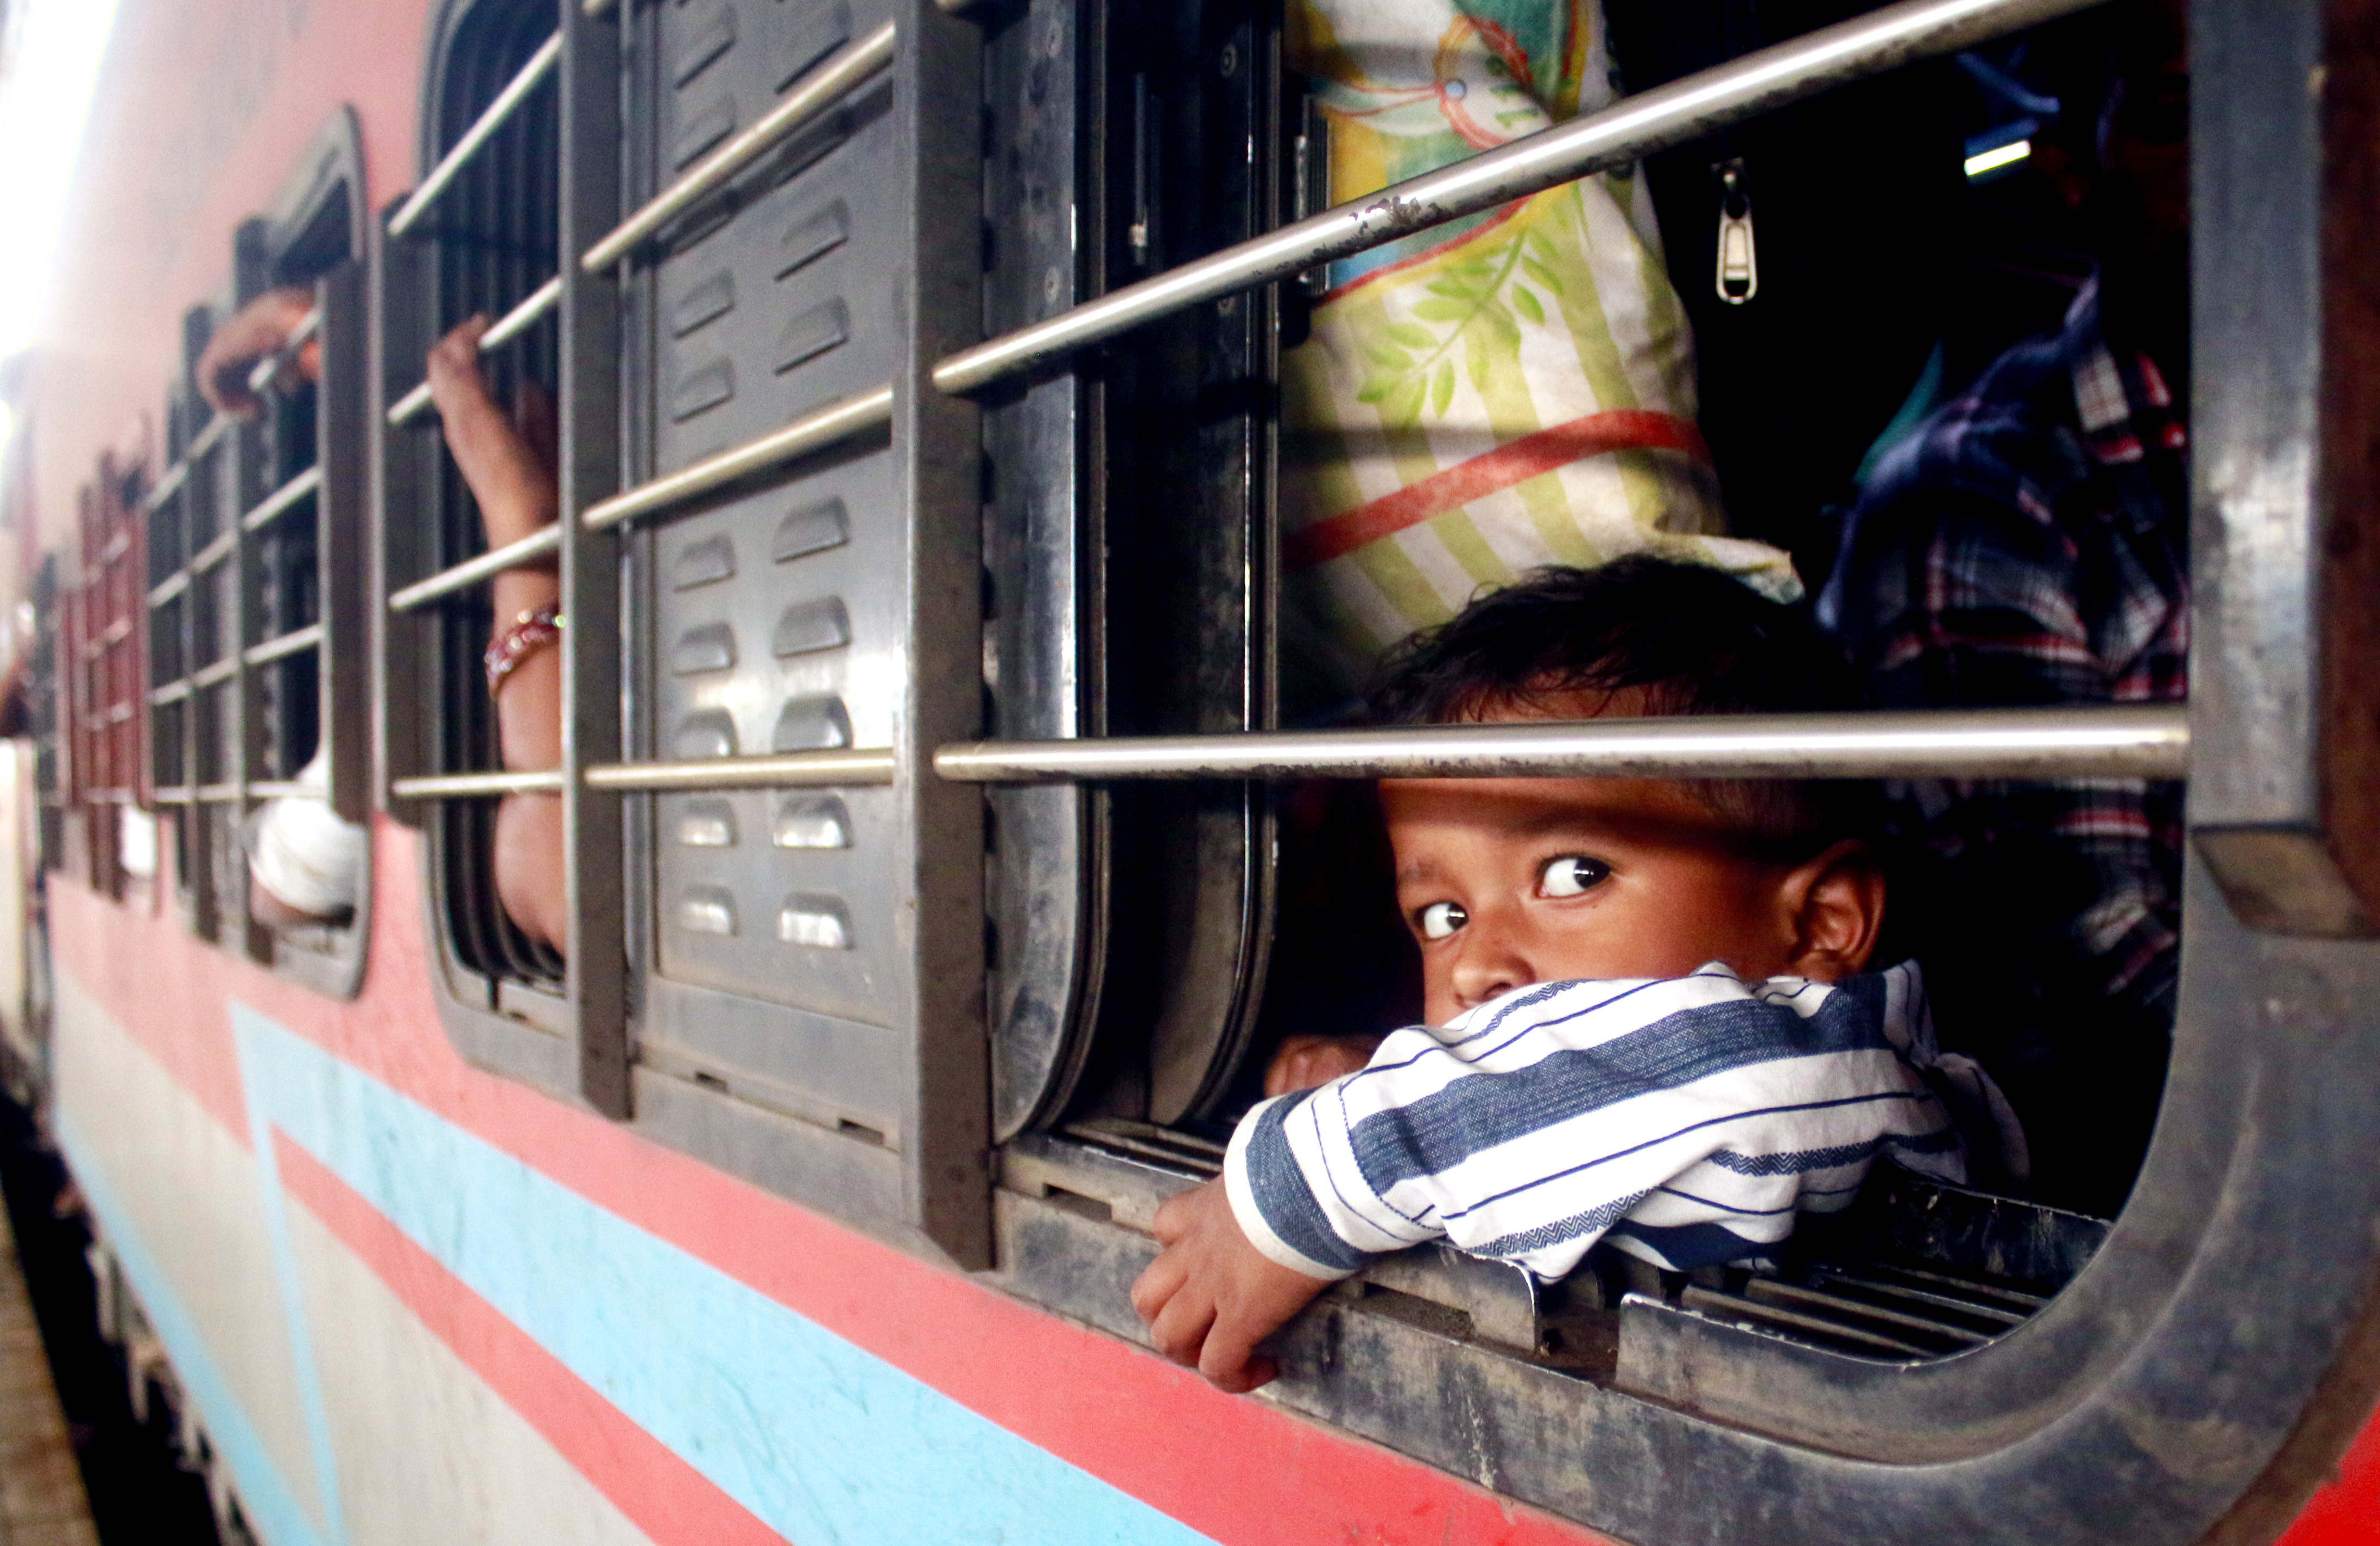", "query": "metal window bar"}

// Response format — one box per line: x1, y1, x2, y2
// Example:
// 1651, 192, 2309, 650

244, 622, 324, 667
931, 0, 2105, 397
240, 465, 321, 533
577, 20, 897, 271
387, 524, 561, 613
385, 274, 564, 426
386, 32, 563, 240
242, 306, 323, 397
577, 384, 892, 533
392, 748, 898, 801
932, 707, 2192, 785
